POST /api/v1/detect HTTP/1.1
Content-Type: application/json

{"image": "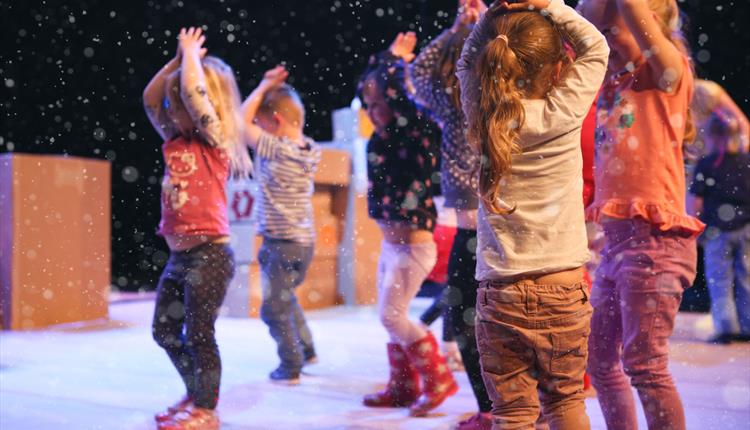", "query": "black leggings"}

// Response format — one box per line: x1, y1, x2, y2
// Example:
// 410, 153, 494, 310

152, 242, 234, 409
444, 228, 492, 412
419, 282, 454, 342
